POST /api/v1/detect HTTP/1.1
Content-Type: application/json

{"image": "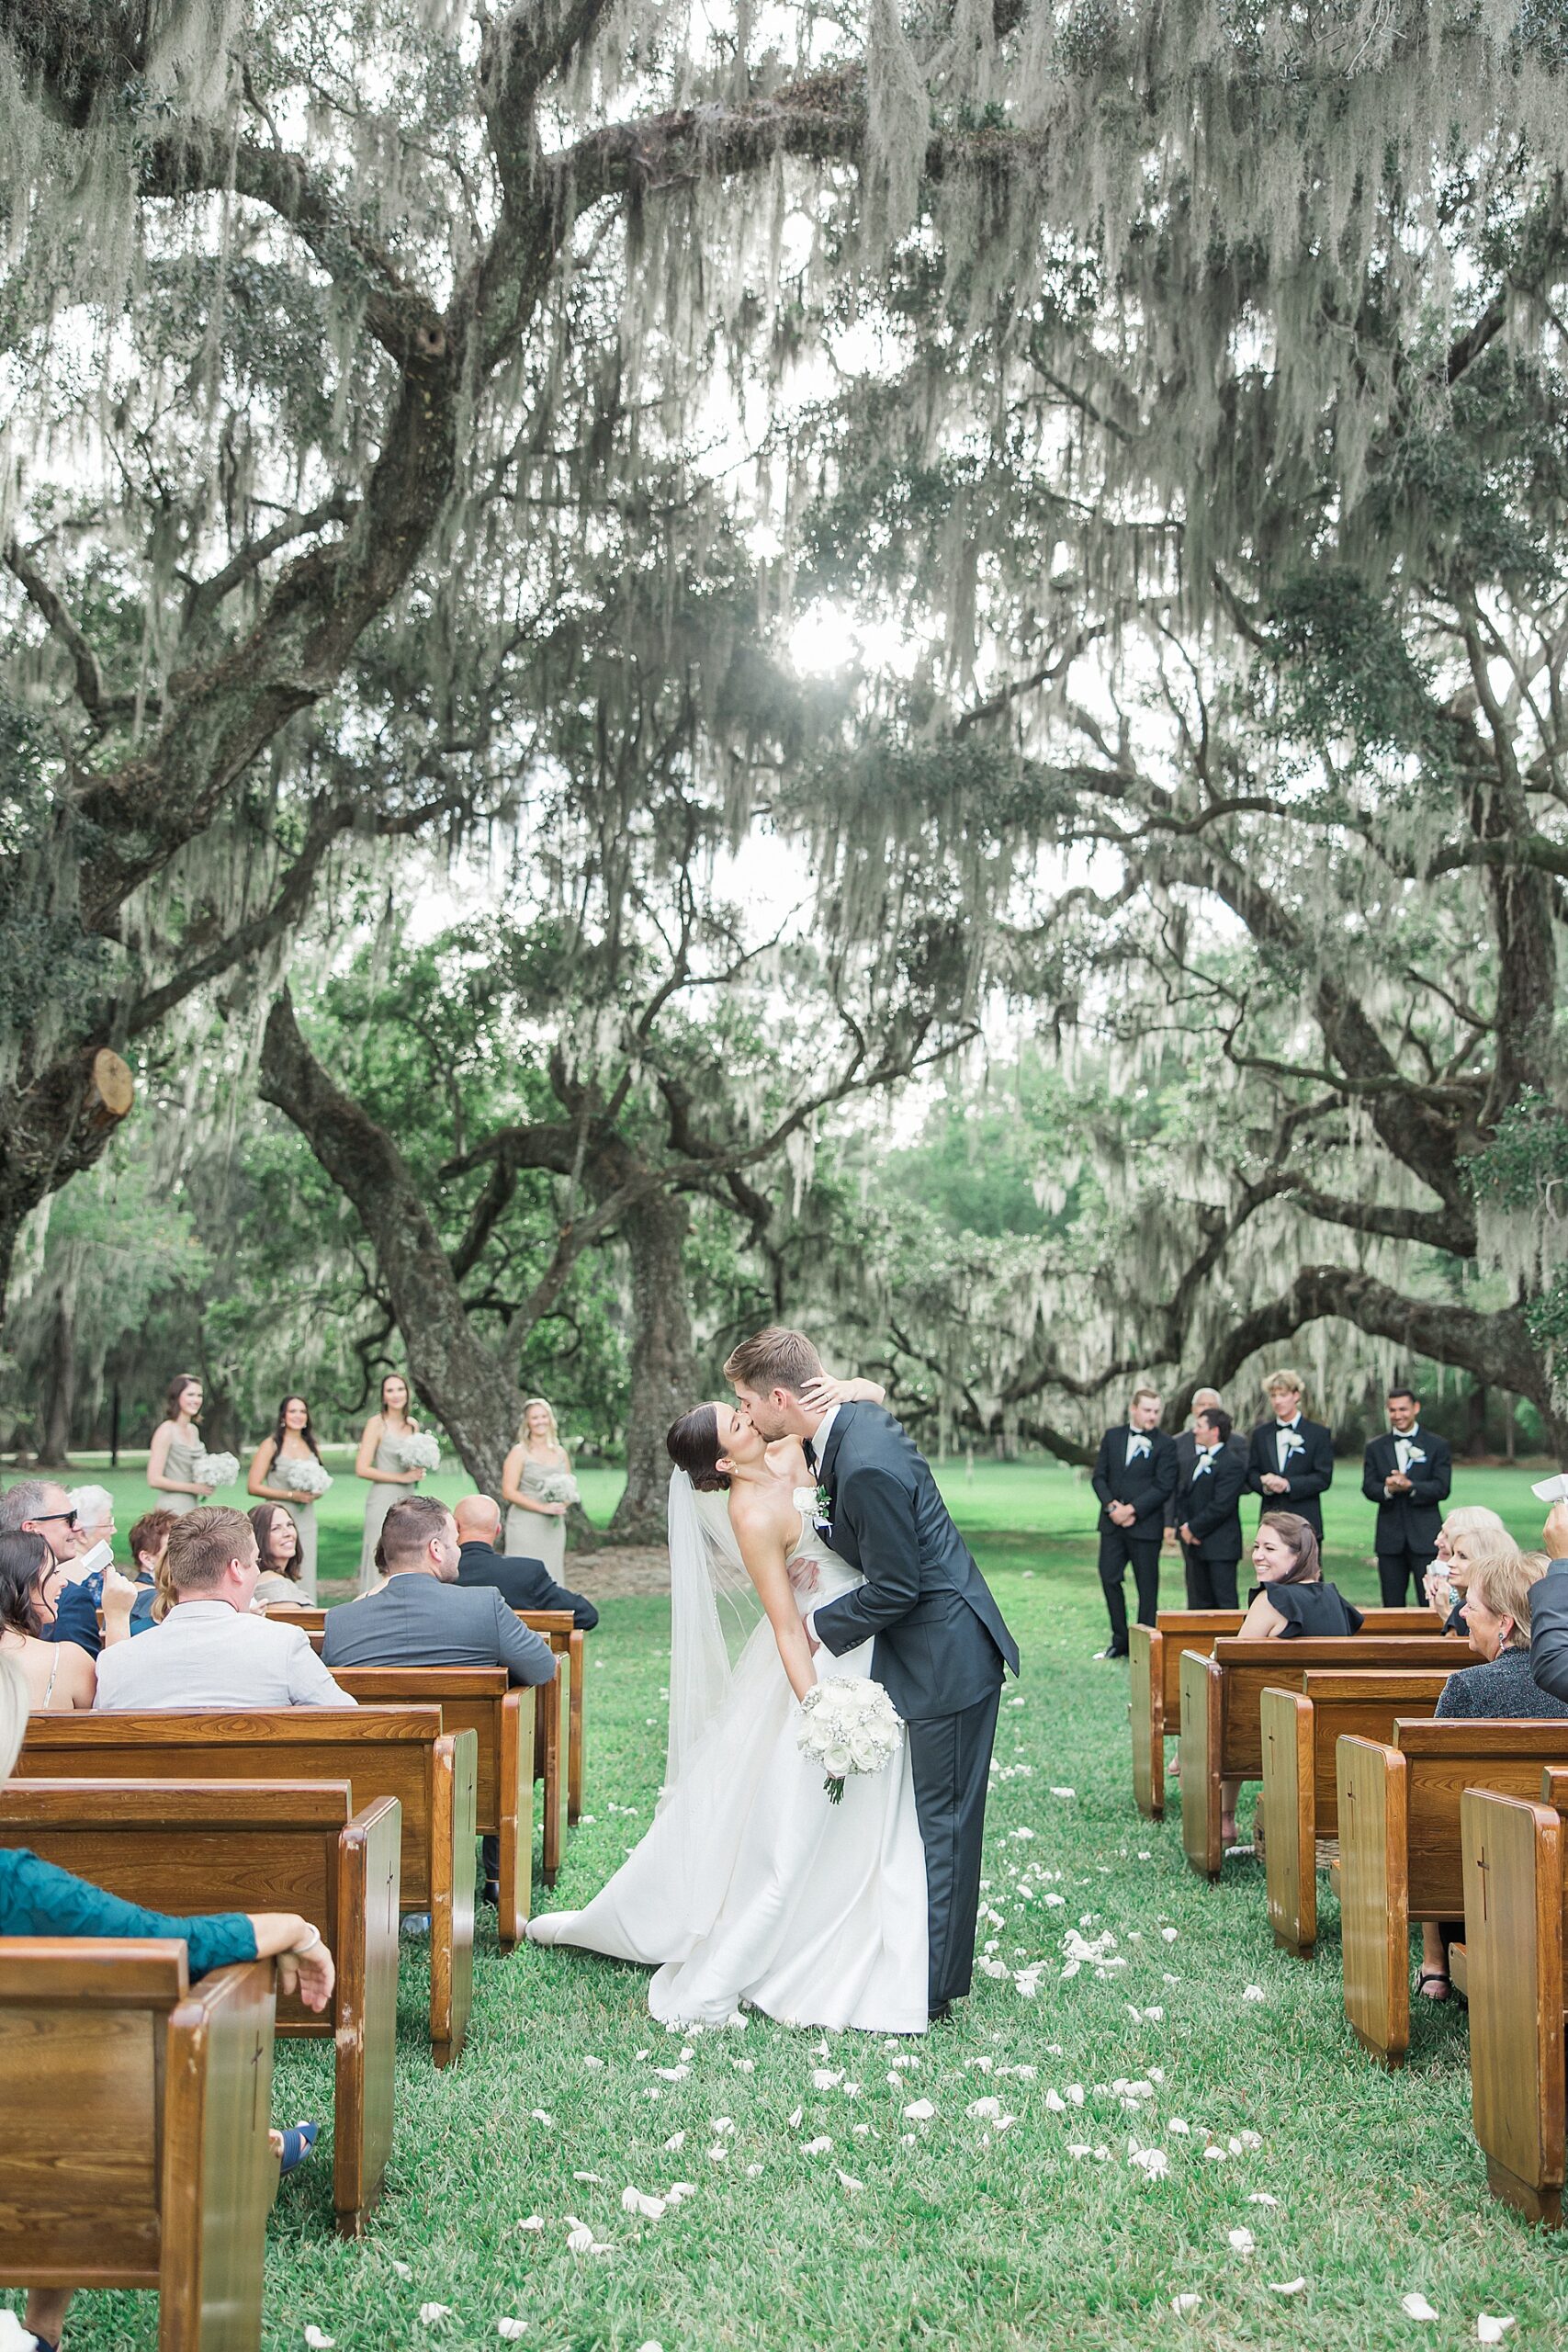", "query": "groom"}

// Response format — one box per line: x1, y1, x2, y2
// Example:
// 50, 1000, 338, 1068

725, 1327, 1019, 2020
